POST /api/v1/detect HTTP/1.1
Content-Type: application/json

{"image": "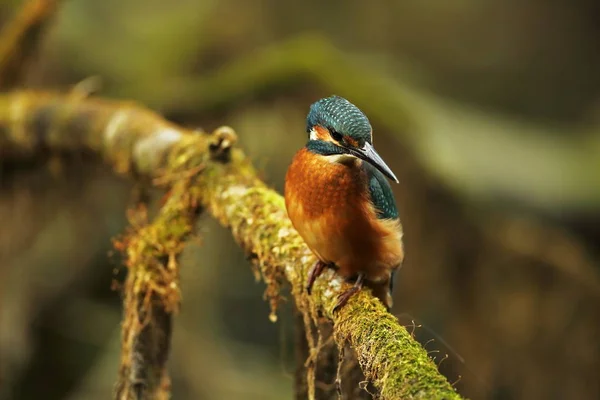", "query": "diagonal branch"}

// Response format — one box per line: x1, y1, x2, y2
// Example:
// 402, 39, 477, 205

0, 91, 463, 399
